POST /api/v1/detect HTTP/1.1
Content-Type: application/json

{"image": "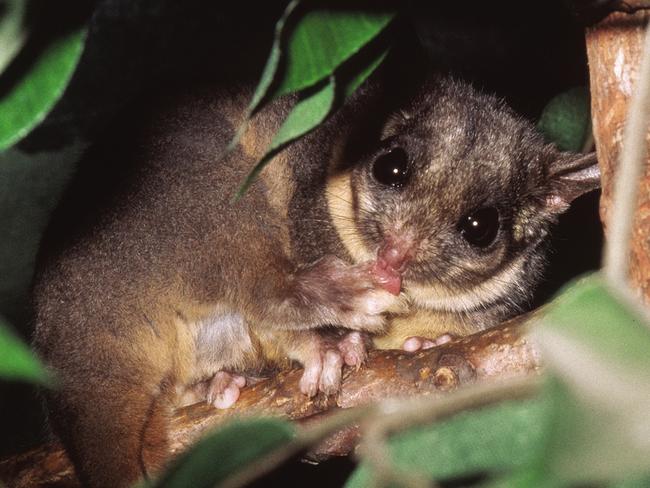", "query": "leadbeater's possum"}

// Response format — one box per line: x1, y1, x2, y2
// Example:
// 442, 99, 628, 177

31, 73, 599, 487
